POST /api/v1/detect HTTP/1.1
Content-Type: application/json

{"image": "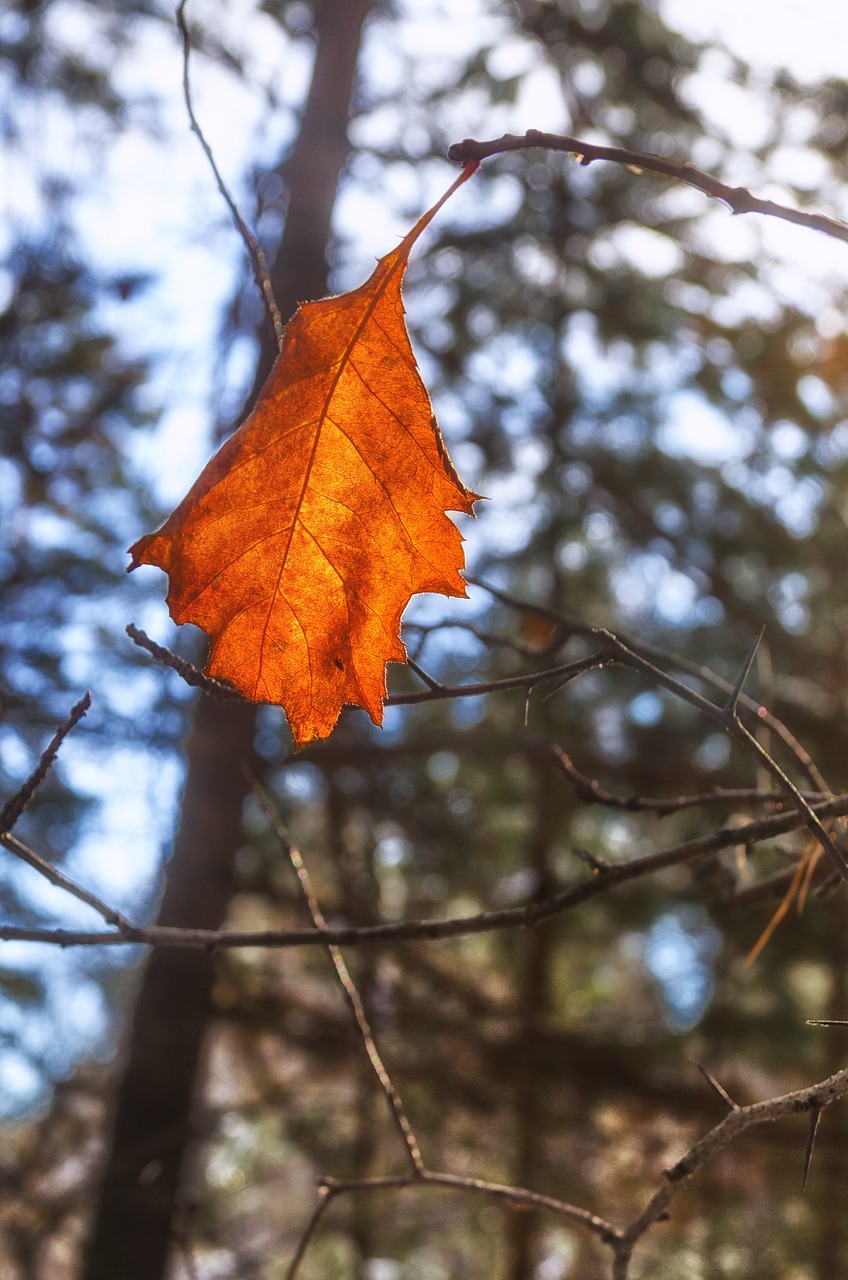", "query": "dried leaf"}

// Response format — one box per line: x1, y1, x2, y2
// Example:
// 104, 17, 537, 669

130, 163, 479, 747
